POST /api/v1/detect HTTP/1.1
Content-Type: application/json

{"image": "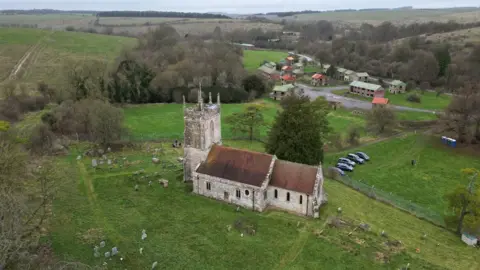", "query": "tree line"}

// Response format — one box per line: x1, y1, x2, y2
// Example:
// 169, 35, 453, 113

96, 11, 230, 19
